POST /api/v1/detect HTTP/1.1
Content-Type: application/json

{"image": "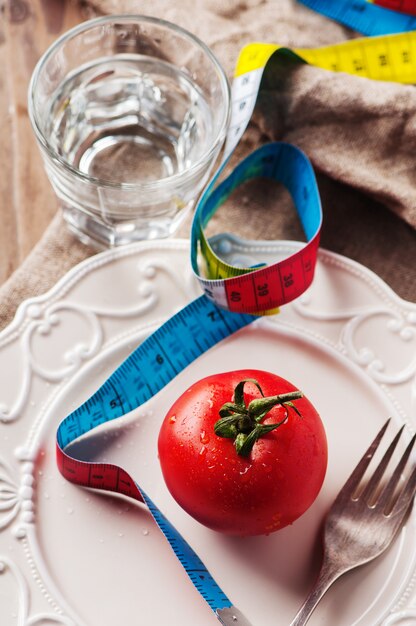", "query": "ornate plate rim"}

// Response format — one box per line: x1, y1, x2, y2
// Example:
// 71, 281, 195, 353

0, 239, 415, 626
